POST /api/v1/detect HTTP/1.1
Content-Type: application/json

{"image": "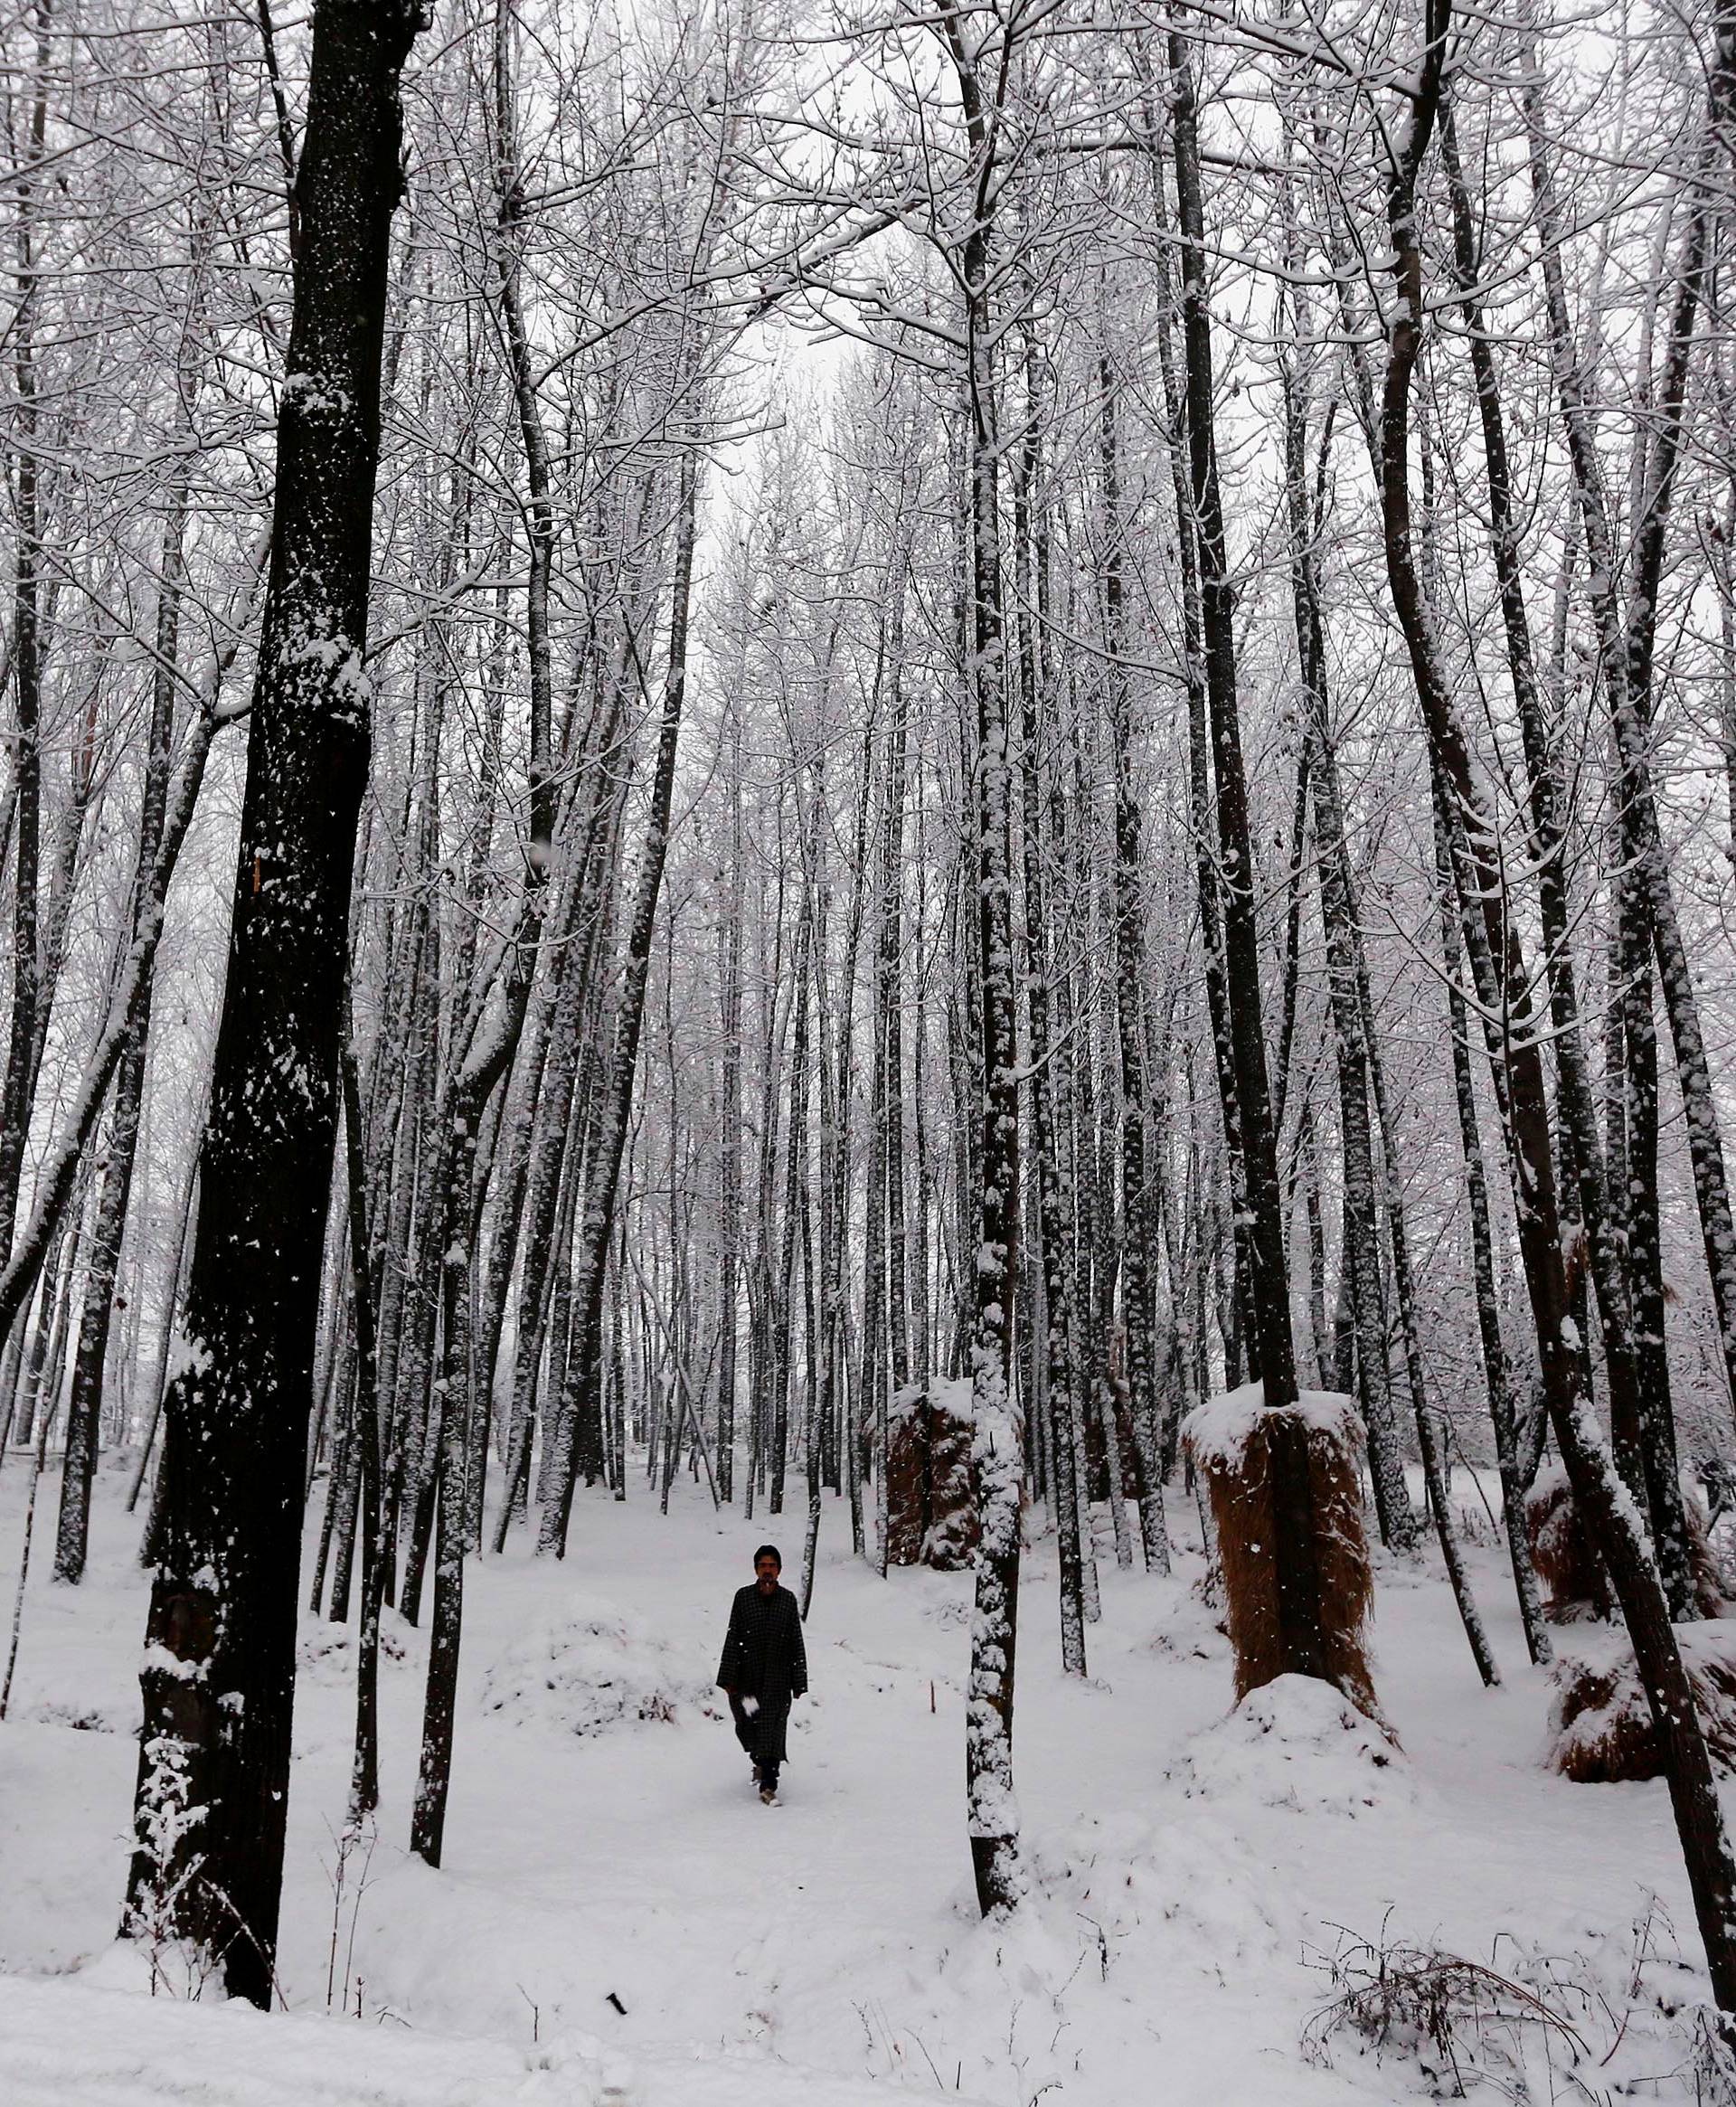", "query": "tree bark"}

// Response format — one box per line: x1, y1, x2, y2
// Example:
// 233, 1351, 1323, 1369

124, 0, 422, 2006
